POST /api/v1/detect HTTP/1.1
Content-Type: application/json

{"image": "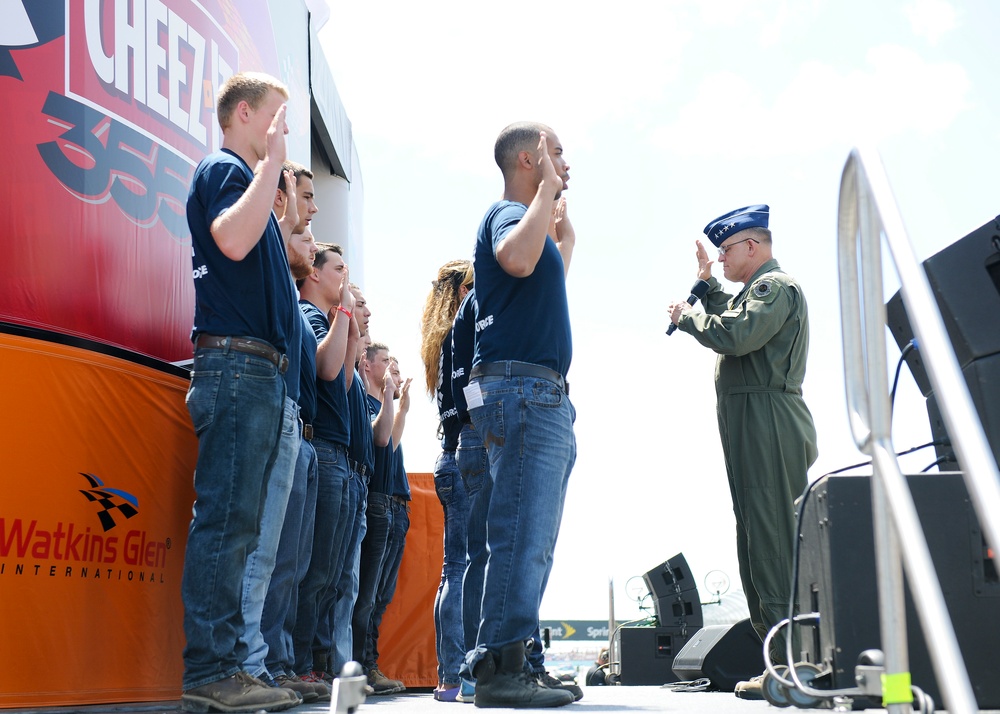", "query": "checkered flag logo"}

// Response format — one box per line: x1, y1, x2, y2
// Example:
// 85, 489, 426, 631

78, 473, 139, 532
